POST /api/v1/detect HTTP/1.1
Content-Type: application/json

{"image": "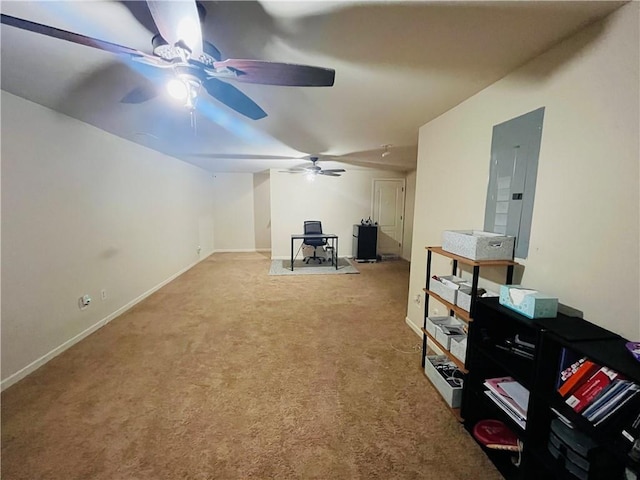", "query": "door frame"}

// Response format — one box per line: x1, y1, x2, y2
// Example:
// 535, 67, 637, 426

371, 178, 406, 255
